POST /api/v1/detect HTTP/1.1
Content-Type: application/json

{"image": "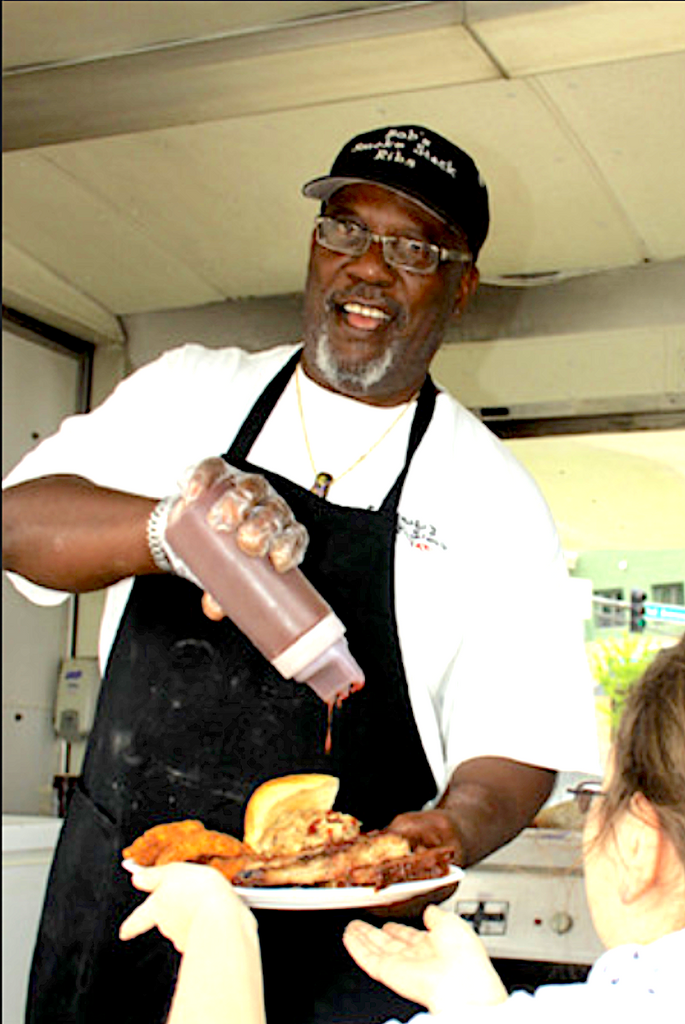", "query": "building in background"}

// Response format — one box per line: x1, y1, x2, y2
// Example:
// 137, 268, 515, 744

573, 549, 685, 641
